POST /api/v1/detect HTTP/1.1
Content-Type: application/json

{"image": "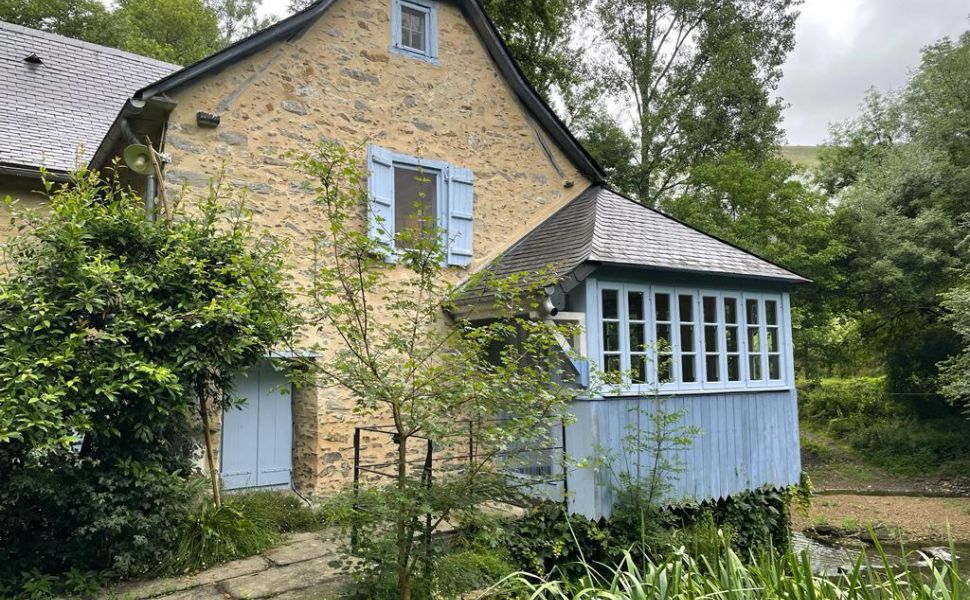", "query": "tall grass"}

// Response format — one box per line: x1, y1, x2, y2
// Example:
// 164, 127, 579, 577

488, 537, 969, 600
